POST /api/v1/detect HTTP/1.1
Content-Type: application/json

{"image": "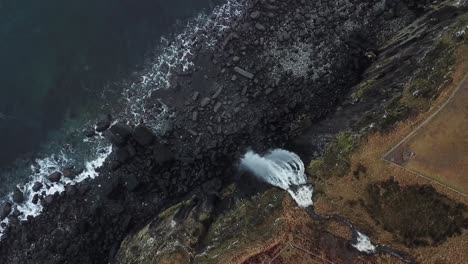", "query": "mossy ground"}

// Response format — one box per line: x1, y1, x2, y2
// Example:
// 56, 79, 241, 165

307, 132, 359, 180
366, 179, 468, 247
